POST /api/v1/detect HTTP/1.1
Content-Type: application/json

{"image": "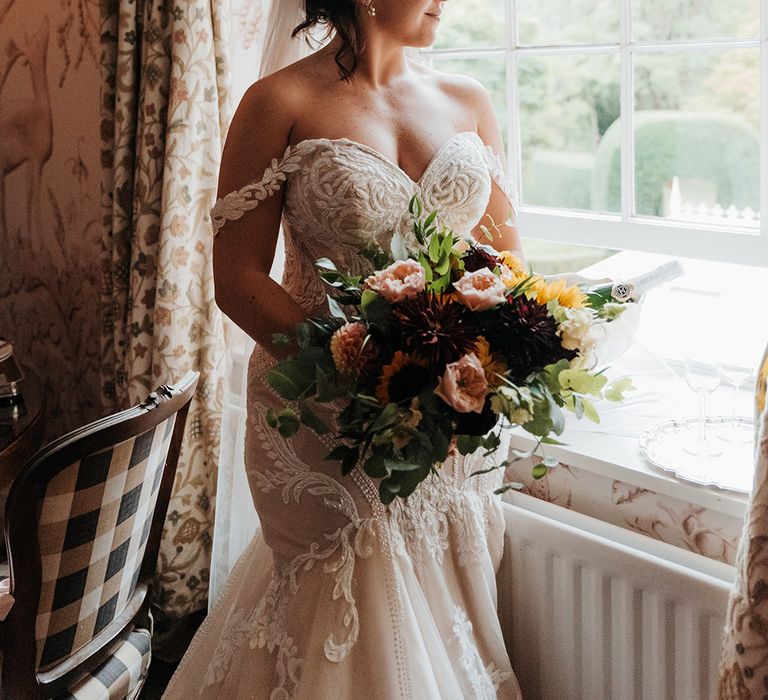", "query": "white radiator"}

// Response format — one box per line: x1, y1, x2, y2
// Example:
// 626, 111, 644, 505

498, 493, 734, 700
